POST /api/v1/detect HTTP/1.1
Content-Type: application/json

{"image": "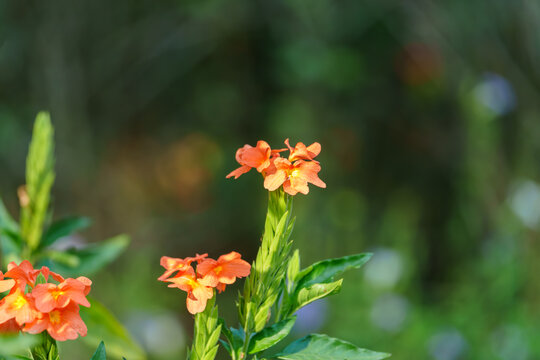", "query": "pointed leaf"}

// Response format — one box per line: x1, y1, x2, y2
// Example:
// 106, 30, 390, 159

41, 216, 92, 249
274, 334, 390, 360
290, 280, 342, 315
287, 250, 300, 293
219, 322, 244, 359
21, 112, 56, 250
35, 273, 47, 285
248, 316, 296, 354
90, 342, 107, 360
295, 253, 372, 290
80, 298, 145, 360
25, 112, 55, 202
